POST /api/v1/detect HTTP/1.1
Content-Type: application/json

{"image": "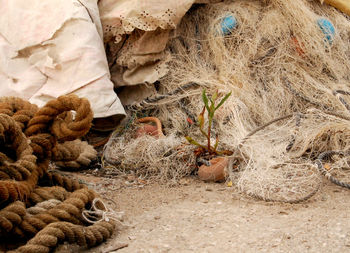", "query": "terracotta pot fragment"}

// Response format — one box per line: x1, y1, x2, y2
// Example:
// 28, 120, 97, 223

135, 117, 164, 139
135, 124, 159, 138
198, 157, 228, 182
